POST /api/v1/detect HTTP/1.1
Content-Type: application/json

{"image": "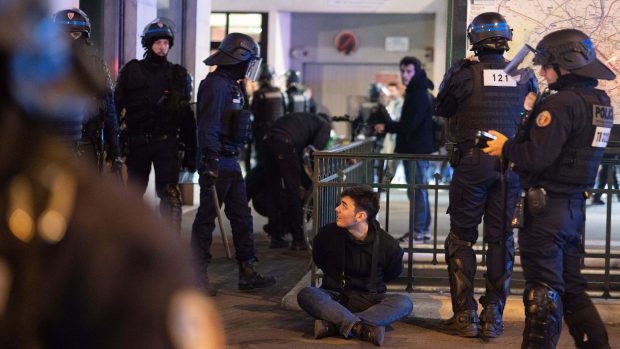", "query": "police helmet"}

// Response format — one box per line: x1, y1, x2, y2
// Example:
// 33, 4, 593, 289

258, 64, 274, 83
203, 32, 260, 66
368, 83, 381, 102
52, 8, 91, 38
286, 69, 301, 85
533, 29, 615, 80
141, 18, 175, 49
467, 12, 512, 51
